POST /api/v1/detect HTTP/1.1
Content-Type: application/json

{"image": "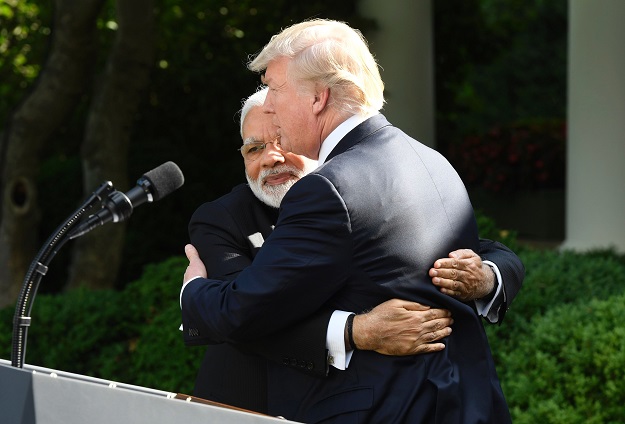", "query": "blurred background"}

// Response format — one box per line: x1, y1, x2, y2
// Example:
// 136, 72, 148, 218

1, 1, 625, 421
0, 0, 577, 303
